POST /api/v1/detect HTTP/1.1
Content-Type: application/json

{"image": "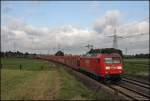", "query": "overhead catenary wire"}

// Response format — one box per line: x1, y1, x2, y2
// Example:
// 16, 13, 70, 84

120, 33, 148, 39
117, 17, 149, 30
